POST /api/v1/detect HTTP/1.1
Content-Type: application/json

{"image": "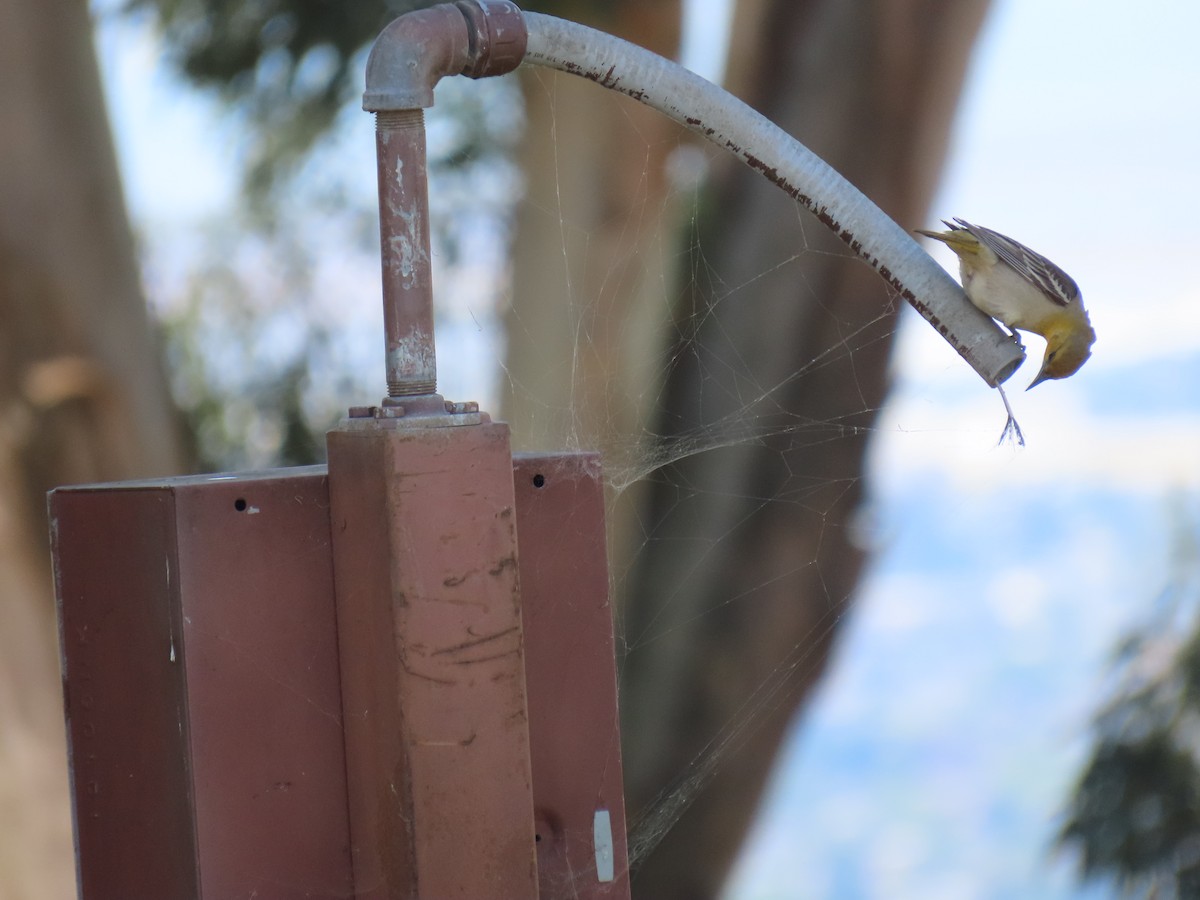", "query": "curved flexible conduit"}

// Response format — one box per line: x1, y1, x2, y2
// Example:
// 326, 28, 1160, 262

520, 12, 1024, 388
